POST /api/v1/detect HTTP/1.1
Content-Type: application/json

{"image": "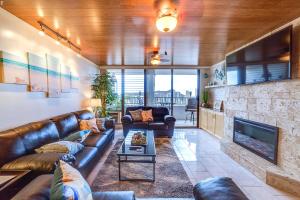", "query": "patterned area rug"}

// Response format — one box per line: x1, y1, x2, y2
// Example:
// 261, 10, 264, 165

91, 139, 194, 198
